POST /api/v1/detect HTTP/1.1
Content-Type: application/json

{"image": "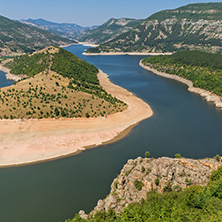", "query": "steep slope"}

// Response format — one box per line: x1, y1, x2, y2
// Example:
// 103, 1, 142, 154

0, 15, 75, 56
87, 3, 222, 53
76, 18, 143, 44
19, 18, 97, 39
69, 155, 222, 221
0, 46, 126, 119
